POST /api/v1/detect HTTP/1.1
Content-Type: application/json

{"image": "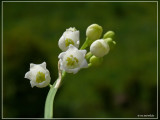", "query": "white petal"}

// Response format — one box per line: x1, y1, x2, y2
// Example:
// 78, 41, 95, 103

58, 35, 67, 51
40, 62, 46, 69
36, 81, 47, 88
30, 81, 36, 88
45, 70, 51, 82
79, 50, 87, 57
66, 31, 79, 43
77, 41, 79, 45
75, 31, 79, 37
72, 68, 80, 74
25, 71, 31, 79
32, 65, 45, 74
80, 59, 88, 68
36, 82, 46, 88
68, 44, 78, 51
30, 63, 35, 69
58, 52, 65, 59
65, 68, 80, 74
